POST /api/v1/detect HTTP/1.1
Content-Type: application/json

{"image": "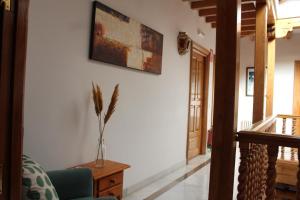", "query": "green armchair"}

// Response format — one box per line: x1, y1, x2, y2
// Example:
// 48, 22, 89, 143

47, 168, 117, 200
